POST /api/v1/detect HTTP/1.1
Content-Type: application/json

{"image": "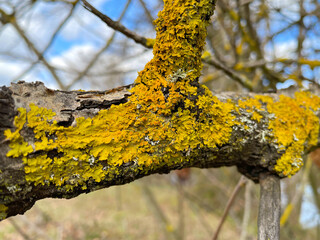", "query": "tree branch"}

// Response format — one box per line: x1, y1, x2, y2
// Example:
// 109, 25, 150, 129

212, 176, 247, 240
0, 1, 319, 227
0, 80, 319, 220
81, 0, 153, 48
258, 173, 281, 240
